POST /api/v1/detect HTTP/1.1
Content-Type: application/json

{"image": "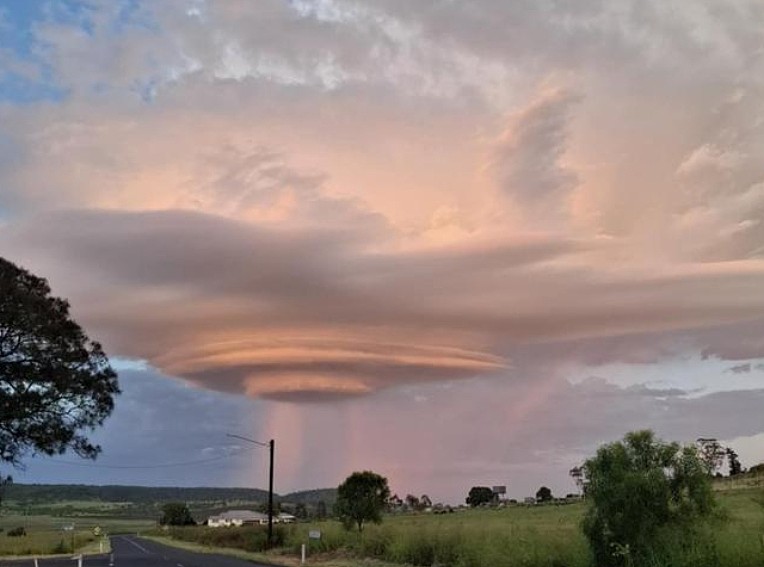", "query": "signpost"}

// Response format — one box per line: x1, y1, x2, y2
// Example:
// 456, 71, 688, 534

303, 529, 322, 565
